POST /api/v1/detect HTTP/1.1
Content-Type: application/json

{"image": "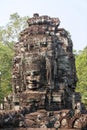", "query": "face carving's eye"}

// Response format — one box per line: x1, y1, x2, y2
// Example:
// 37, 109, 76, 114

27, 71, 40, 76
33, 71, 40, 76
